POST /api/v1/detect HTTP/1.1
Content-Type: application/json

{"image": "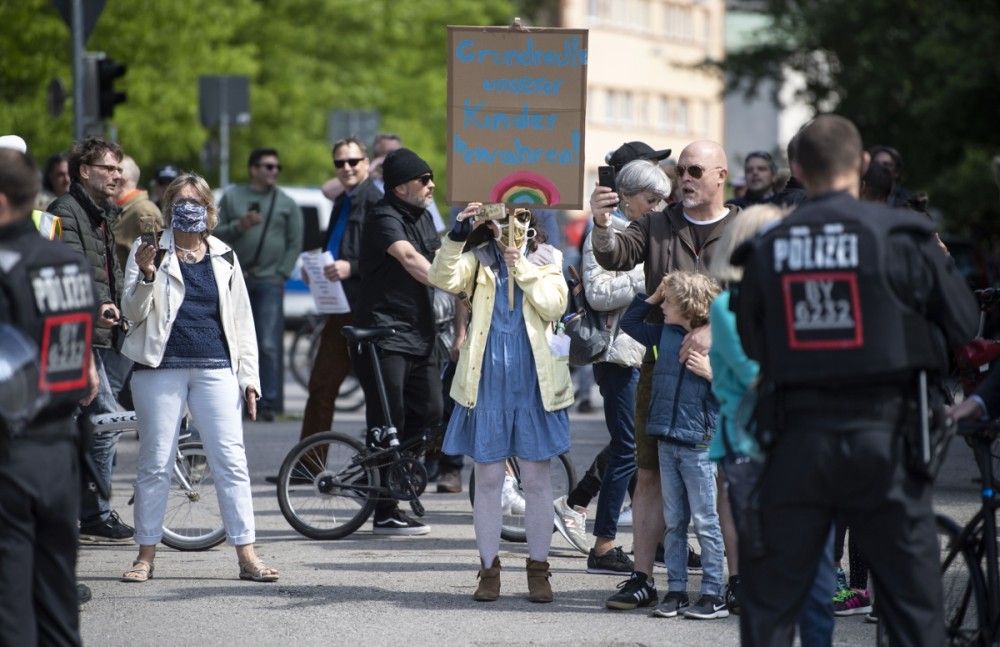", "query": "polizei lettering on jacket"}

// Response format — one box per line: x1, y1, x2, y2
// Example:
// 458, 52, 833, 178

772, 224, 859, 273
29, 263, 95, 392
30, 263, 94, 314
